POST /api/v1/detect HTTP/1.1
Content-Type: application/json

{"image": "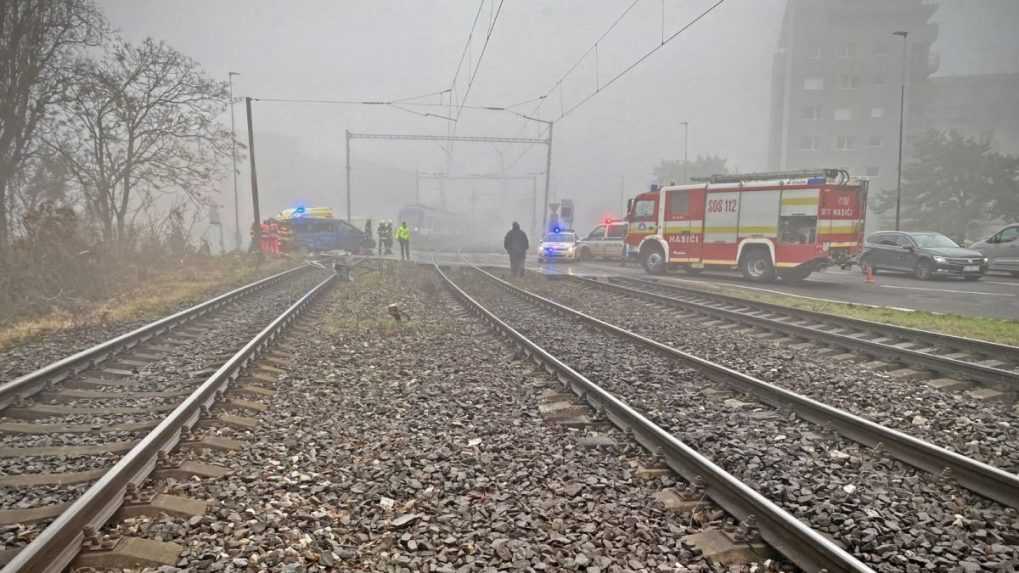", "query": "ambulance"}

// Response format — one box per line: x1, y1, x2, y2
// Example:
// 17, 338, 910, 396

624, 169, 868, 282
